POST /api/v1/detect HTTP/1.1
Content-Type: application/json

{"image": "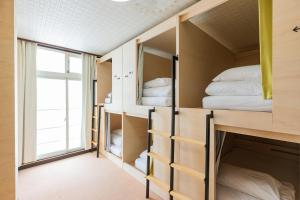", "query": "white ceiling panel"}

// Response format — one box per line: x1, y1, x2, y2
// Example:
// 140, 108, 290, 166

17, 0, 197, 55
